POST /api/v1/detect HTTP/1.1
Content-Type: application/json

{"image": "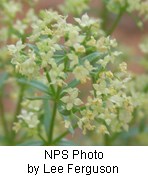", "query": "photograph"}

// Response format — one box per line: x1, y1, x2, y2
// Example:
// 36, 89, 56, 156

0, 0, 148, 146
